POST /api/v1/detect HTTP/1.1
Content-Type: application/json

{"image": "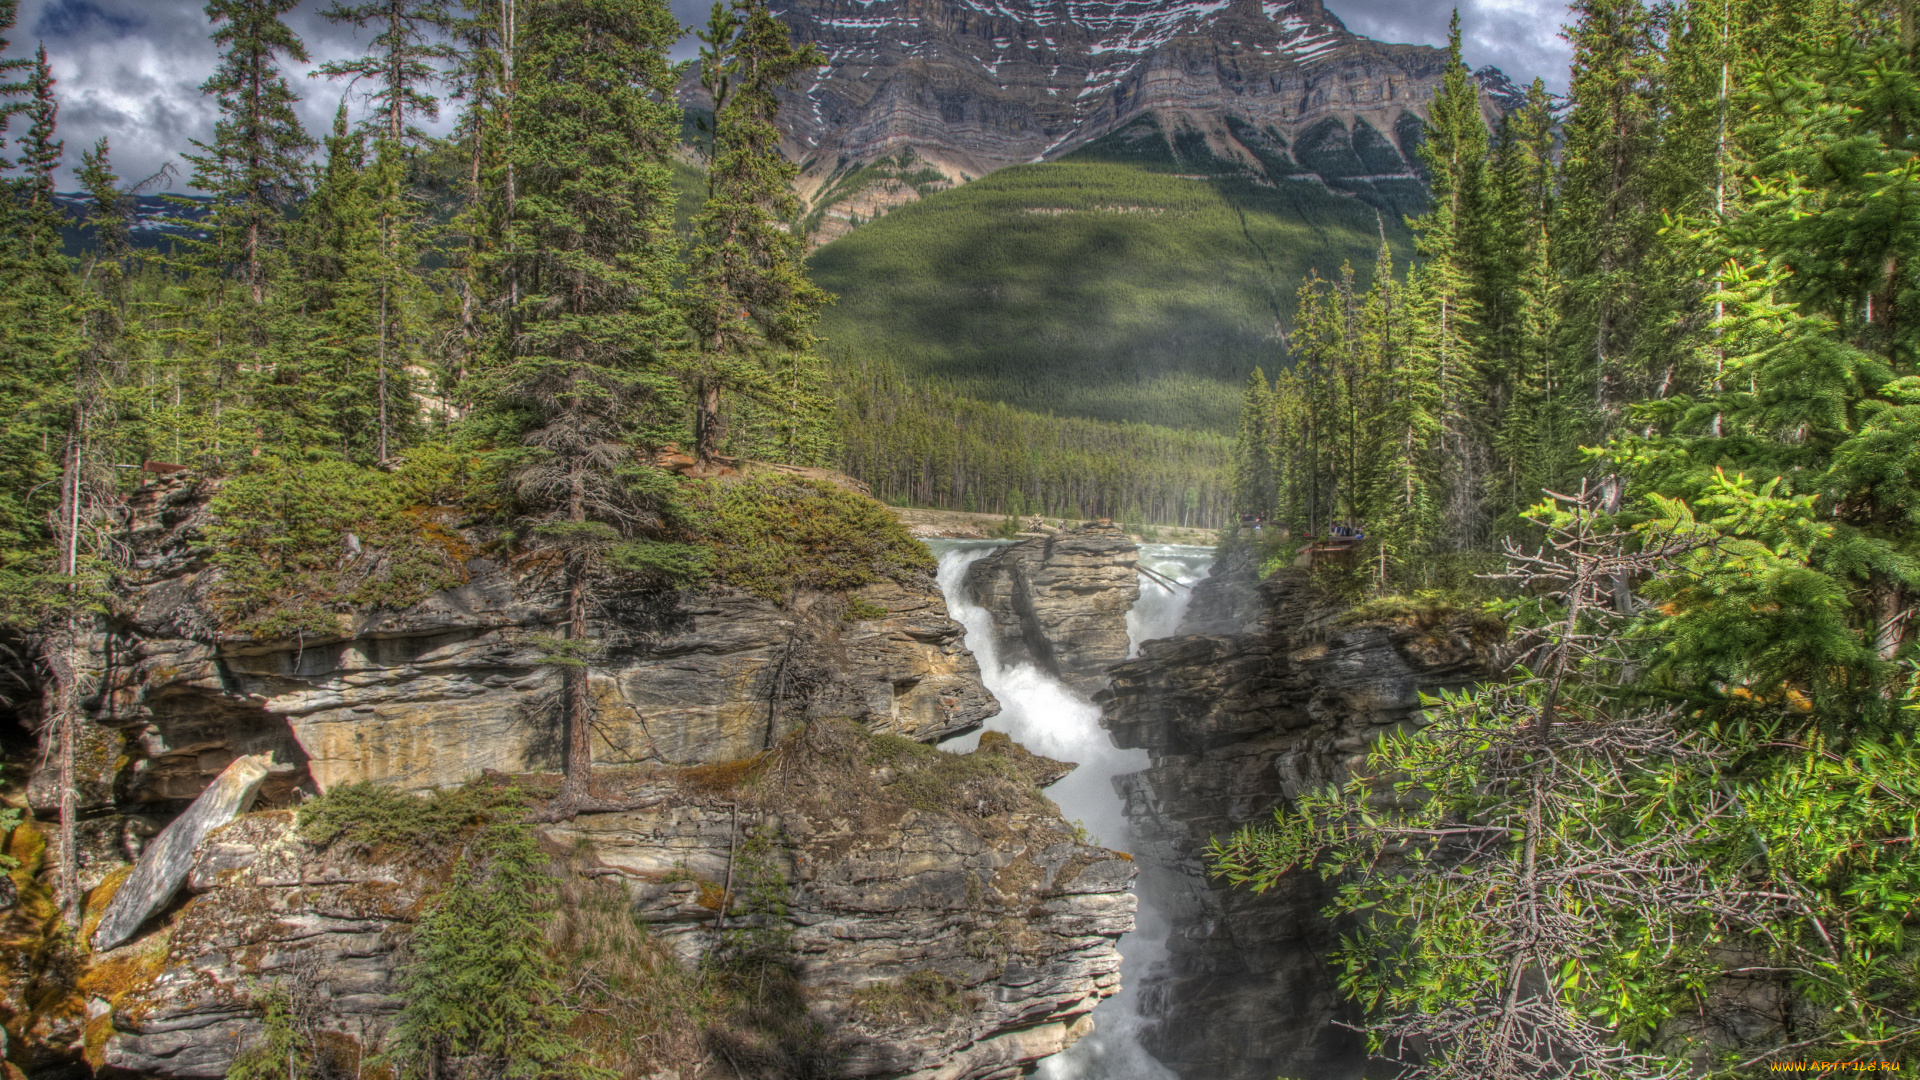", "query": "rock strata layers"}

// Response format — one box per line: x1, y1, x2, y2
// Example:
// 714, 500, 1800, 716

0, 473, 1143, 1078
1098, 551, 1499, 1080
84, 727, 1135, 1080
25, 474, 997, 895
963, 523, 1139, 694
